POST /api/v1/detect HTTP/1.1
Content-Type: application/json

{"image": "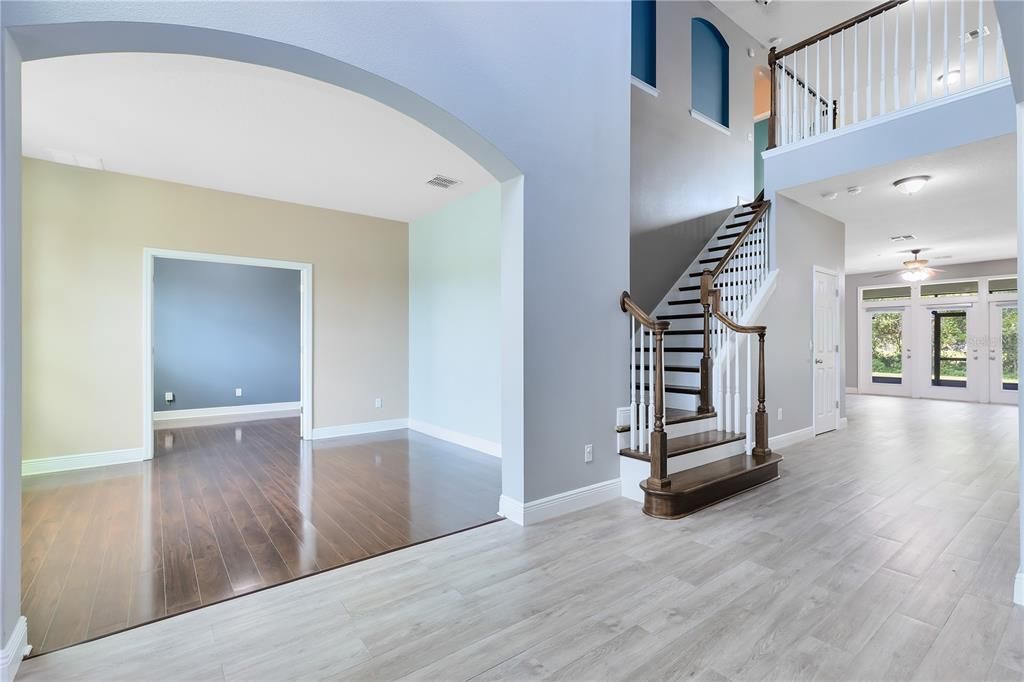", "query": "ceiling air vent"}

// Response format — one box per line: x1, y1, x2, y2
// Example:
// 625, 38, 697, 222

965, 26, 990, 42
889, 234, 917, 242
426, 175, 462, 189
